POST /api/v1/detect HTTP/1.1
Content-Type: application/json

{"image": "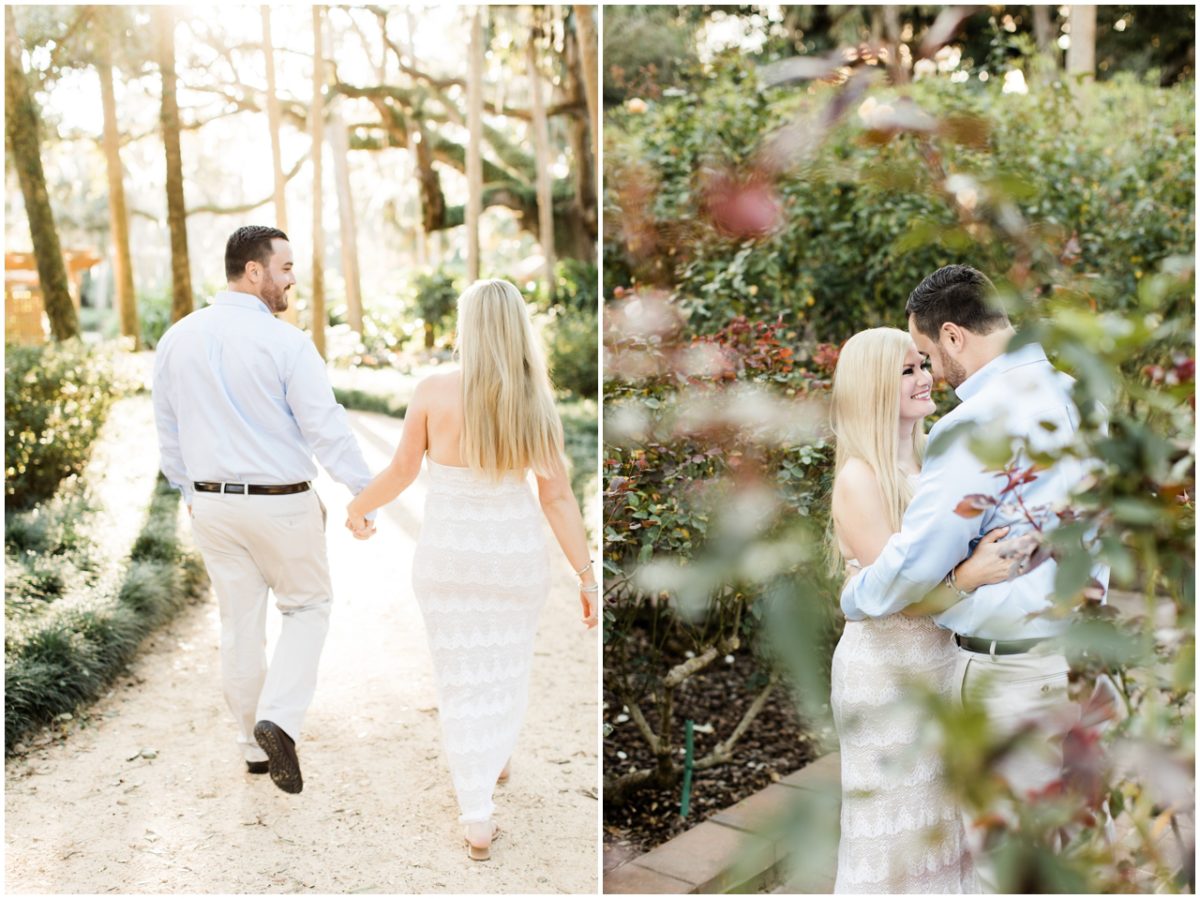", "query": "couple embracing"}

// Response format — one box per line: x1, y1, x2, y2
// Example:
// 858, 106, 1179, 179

826, 265, 1108, 892
153, 226, 596, 862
